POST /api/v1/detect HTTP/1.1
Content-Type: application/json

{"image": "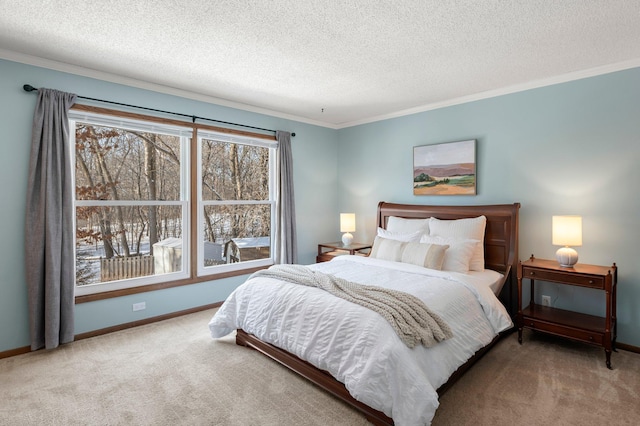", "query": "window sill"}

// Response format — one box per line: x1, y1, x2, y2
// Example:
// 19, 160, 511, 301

74, 264, 270, 304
